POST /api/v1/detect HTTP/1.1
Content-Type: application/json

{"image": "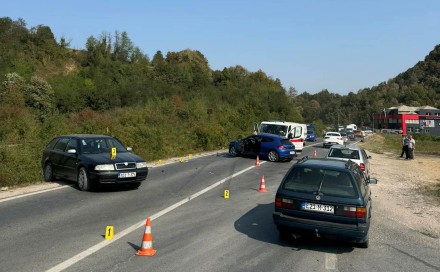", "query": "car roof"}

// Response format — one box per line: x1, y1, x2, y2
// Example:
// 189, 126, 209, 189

295, 157, 357, 170
57, 134, 114, 139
